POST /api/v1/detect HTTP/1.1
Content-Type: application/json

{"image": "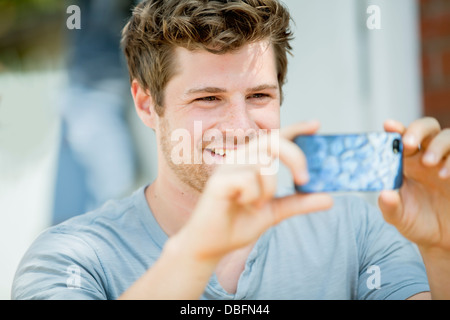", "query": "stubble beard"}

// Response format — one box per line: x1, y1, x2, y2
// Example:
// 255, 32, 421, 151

159, 118, 215, 193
